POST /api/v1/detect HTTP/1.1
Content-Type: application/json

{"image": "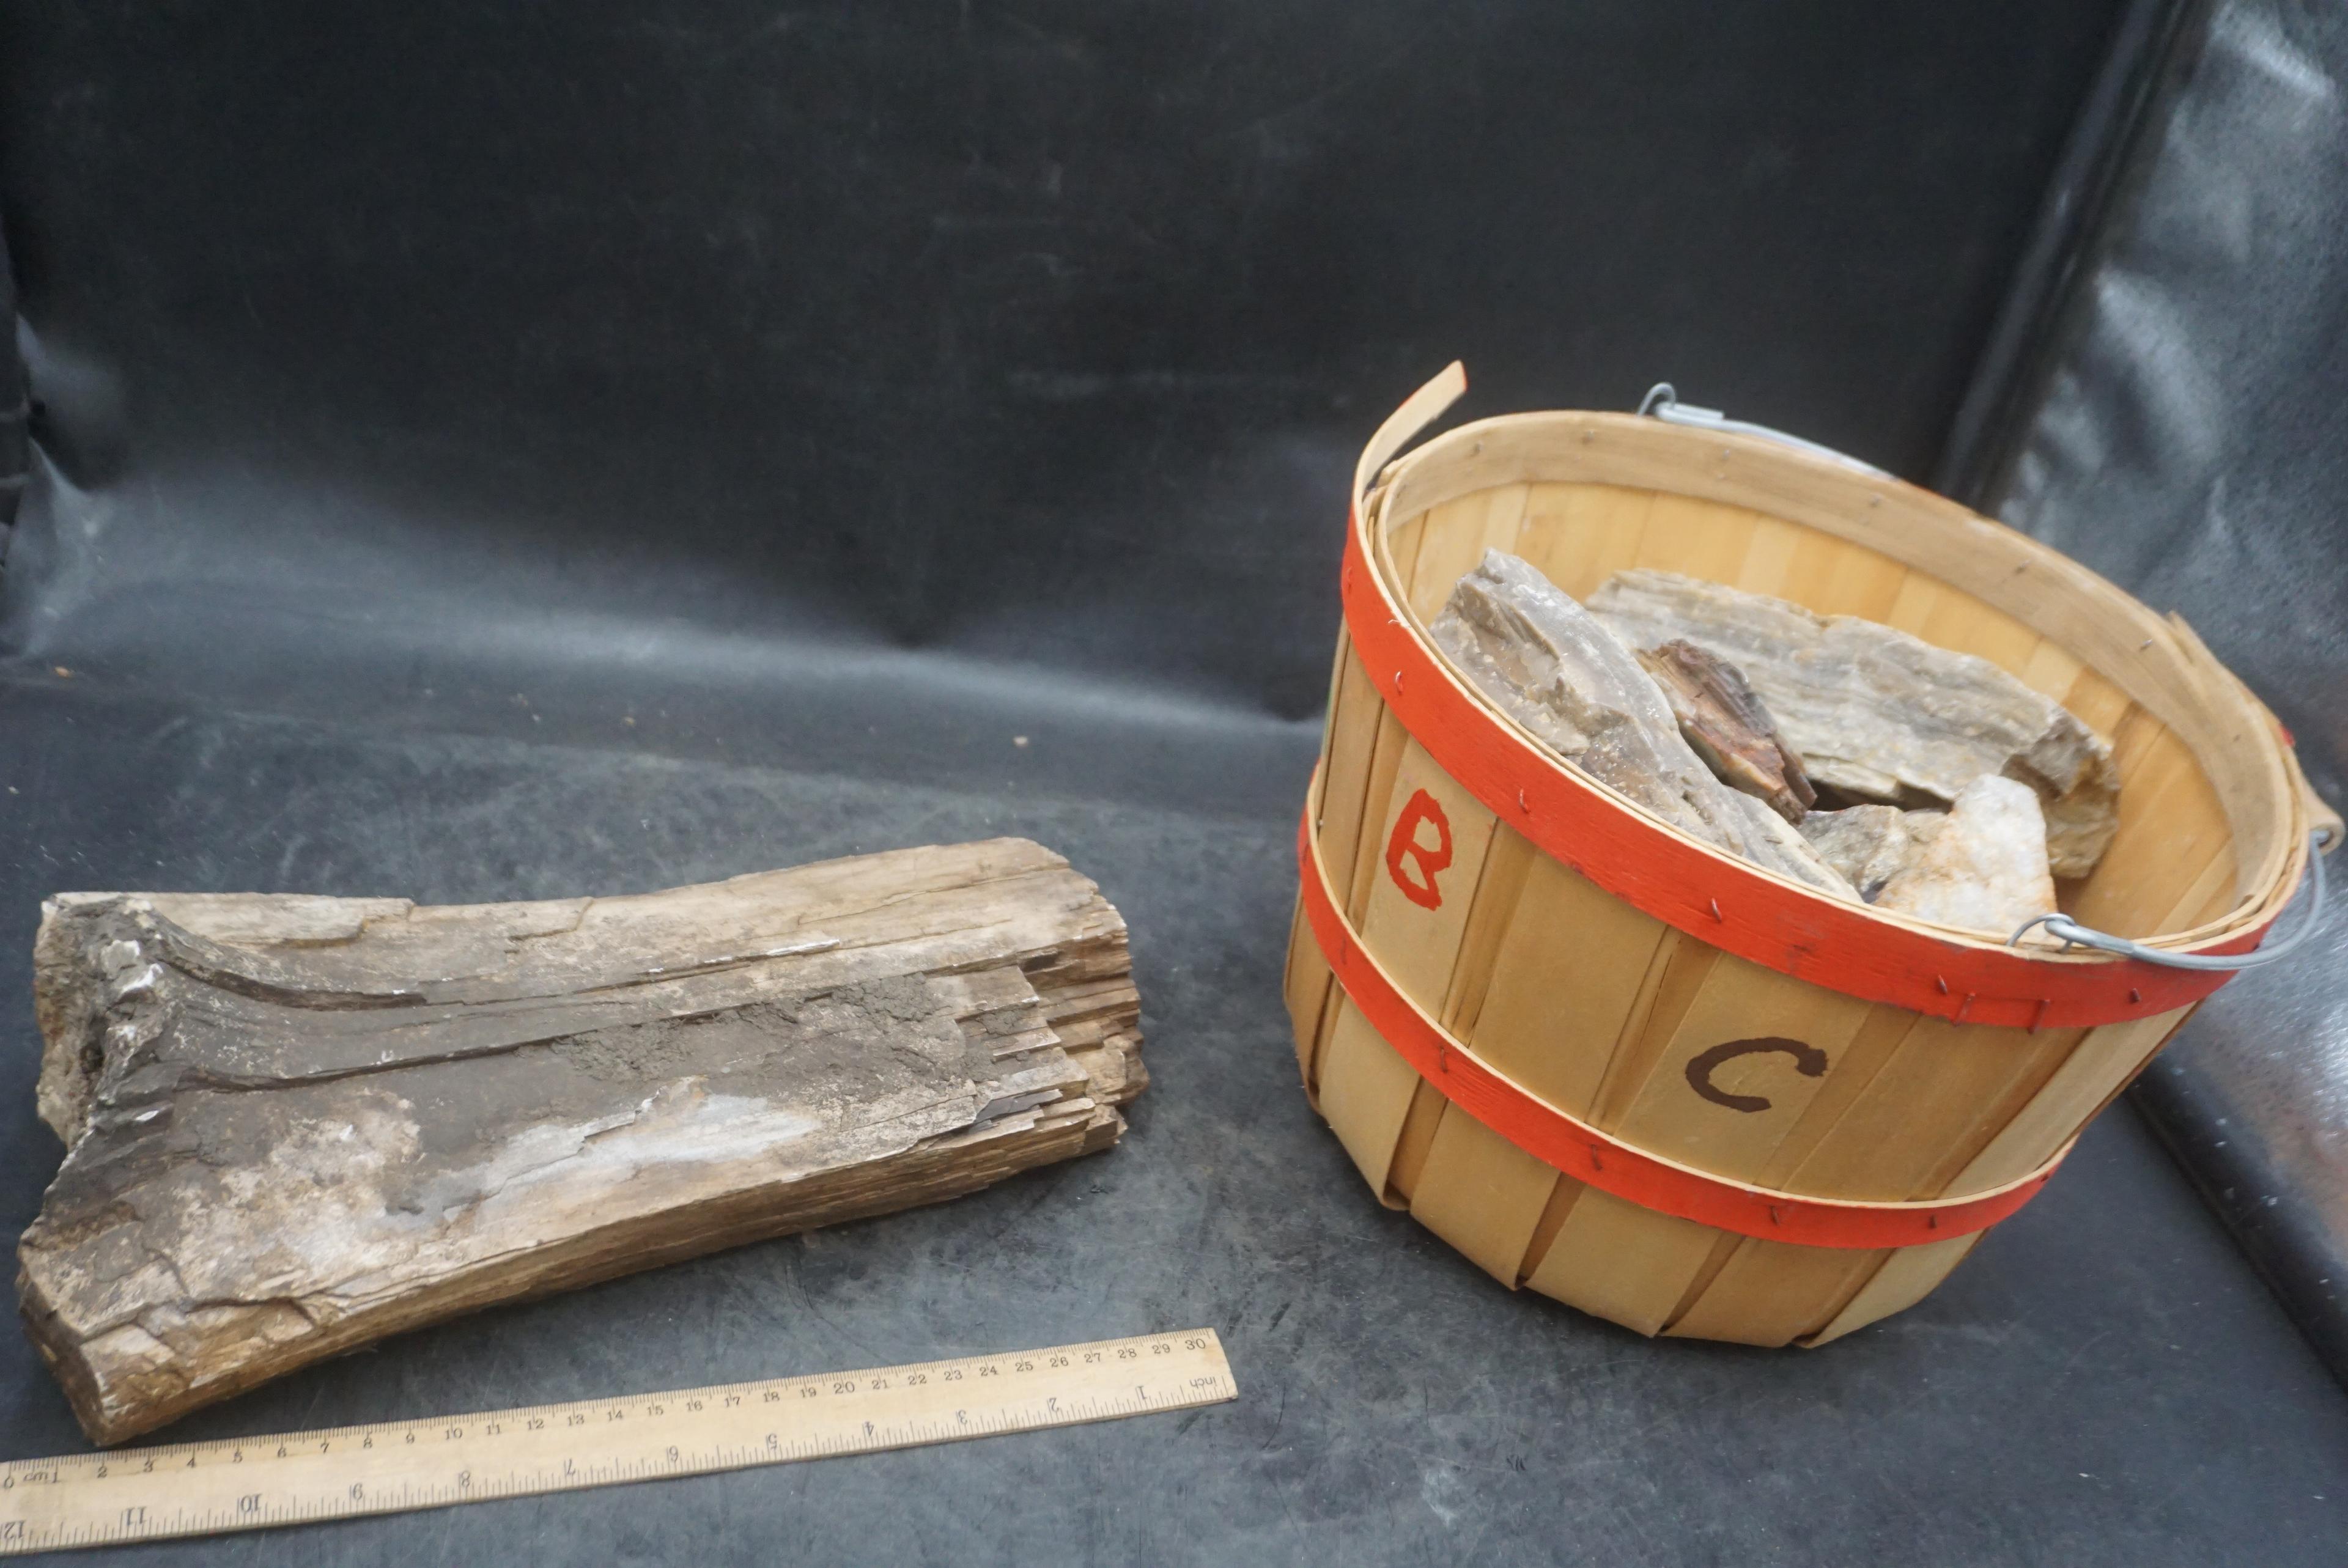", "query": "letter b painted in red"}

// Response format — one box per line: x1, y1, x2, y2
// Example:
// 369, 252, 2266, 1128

1384, 789, 1454, 910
